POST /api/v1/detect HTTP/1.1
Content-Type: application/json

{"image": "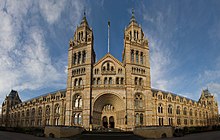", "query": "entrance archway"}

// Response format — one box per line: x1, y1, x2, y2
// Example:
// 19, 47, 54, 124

93, 93, 125, 129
